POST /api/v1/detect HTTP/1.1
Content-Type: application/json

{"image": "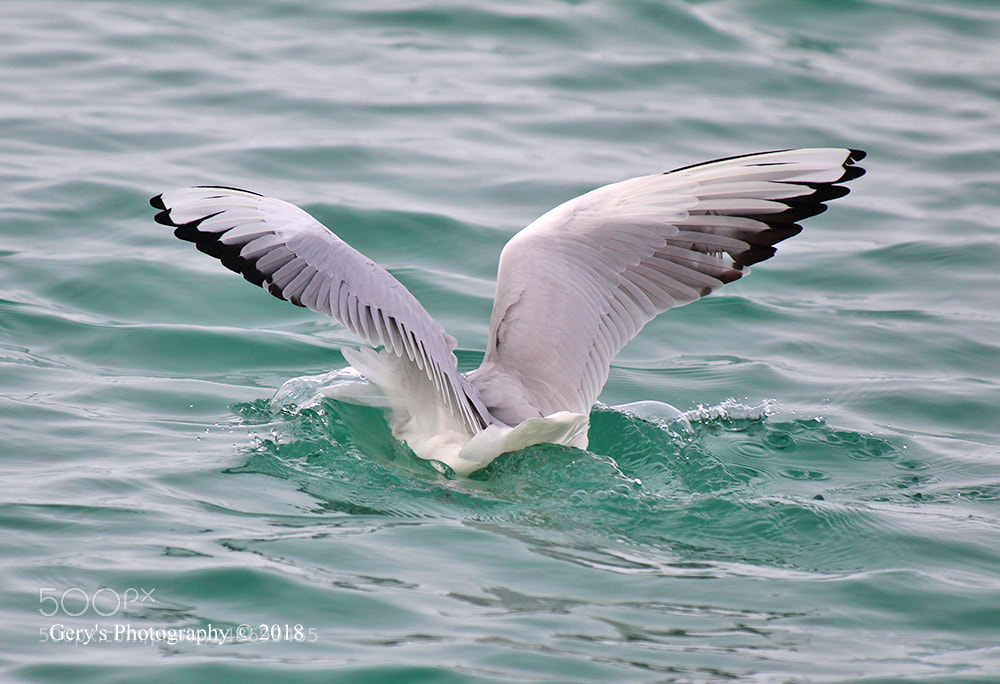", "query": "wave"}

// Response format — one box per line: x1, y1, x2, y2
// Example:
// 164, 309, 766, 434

228, 379, 920, 577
